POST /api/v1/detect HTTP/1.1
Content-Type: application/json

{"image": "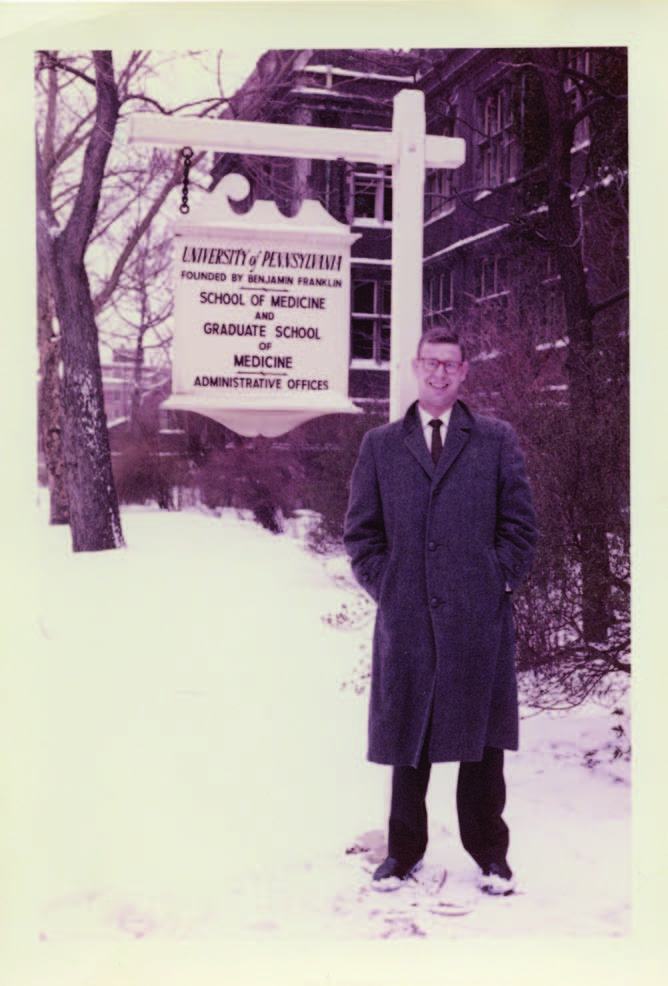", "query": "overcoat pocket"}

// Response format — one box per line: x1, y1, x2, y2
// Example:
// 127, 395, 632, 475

486, 546, 507, 592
